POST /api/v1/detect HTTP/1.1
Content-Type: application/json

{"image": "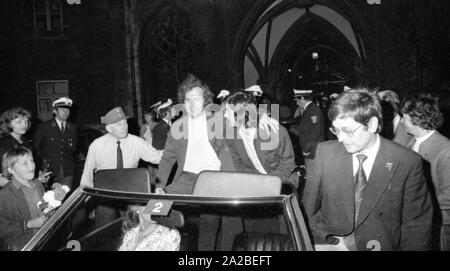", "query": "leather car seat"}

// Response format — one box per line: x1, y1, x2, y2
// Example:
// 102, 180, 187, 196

232, 232, 294, 251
